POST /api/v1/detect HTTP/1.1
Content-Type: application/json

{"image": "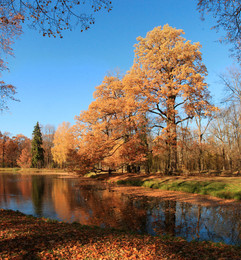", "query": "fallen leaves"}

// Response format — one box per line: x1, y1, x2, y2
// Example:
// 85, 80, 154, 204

0, 209, 240, 259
